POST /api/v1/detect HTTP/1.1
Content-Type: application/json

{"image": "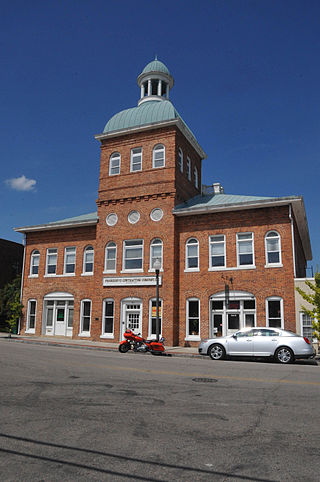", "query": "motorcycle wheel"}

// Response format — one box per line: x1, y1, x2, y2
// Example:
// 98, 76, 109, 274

119, 342, 131, 353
